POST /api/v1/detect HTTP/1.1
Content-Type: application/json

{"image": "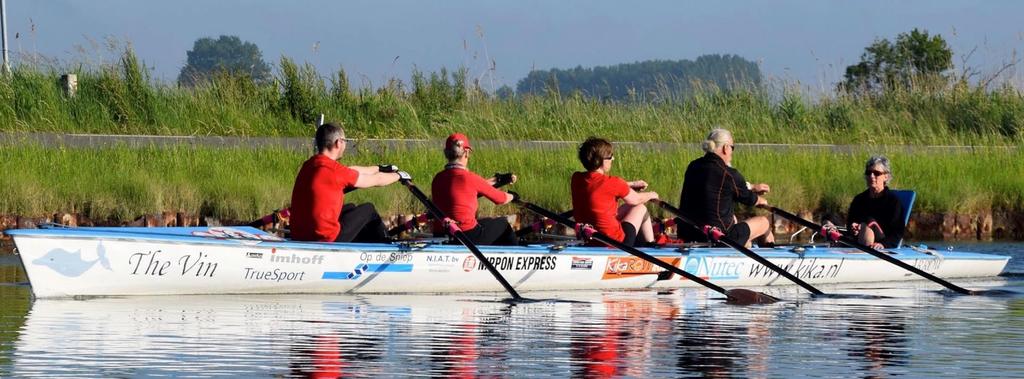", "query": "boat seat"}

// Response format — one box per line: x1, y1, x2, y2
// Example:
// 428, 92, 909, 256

891, 189, 916, 248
